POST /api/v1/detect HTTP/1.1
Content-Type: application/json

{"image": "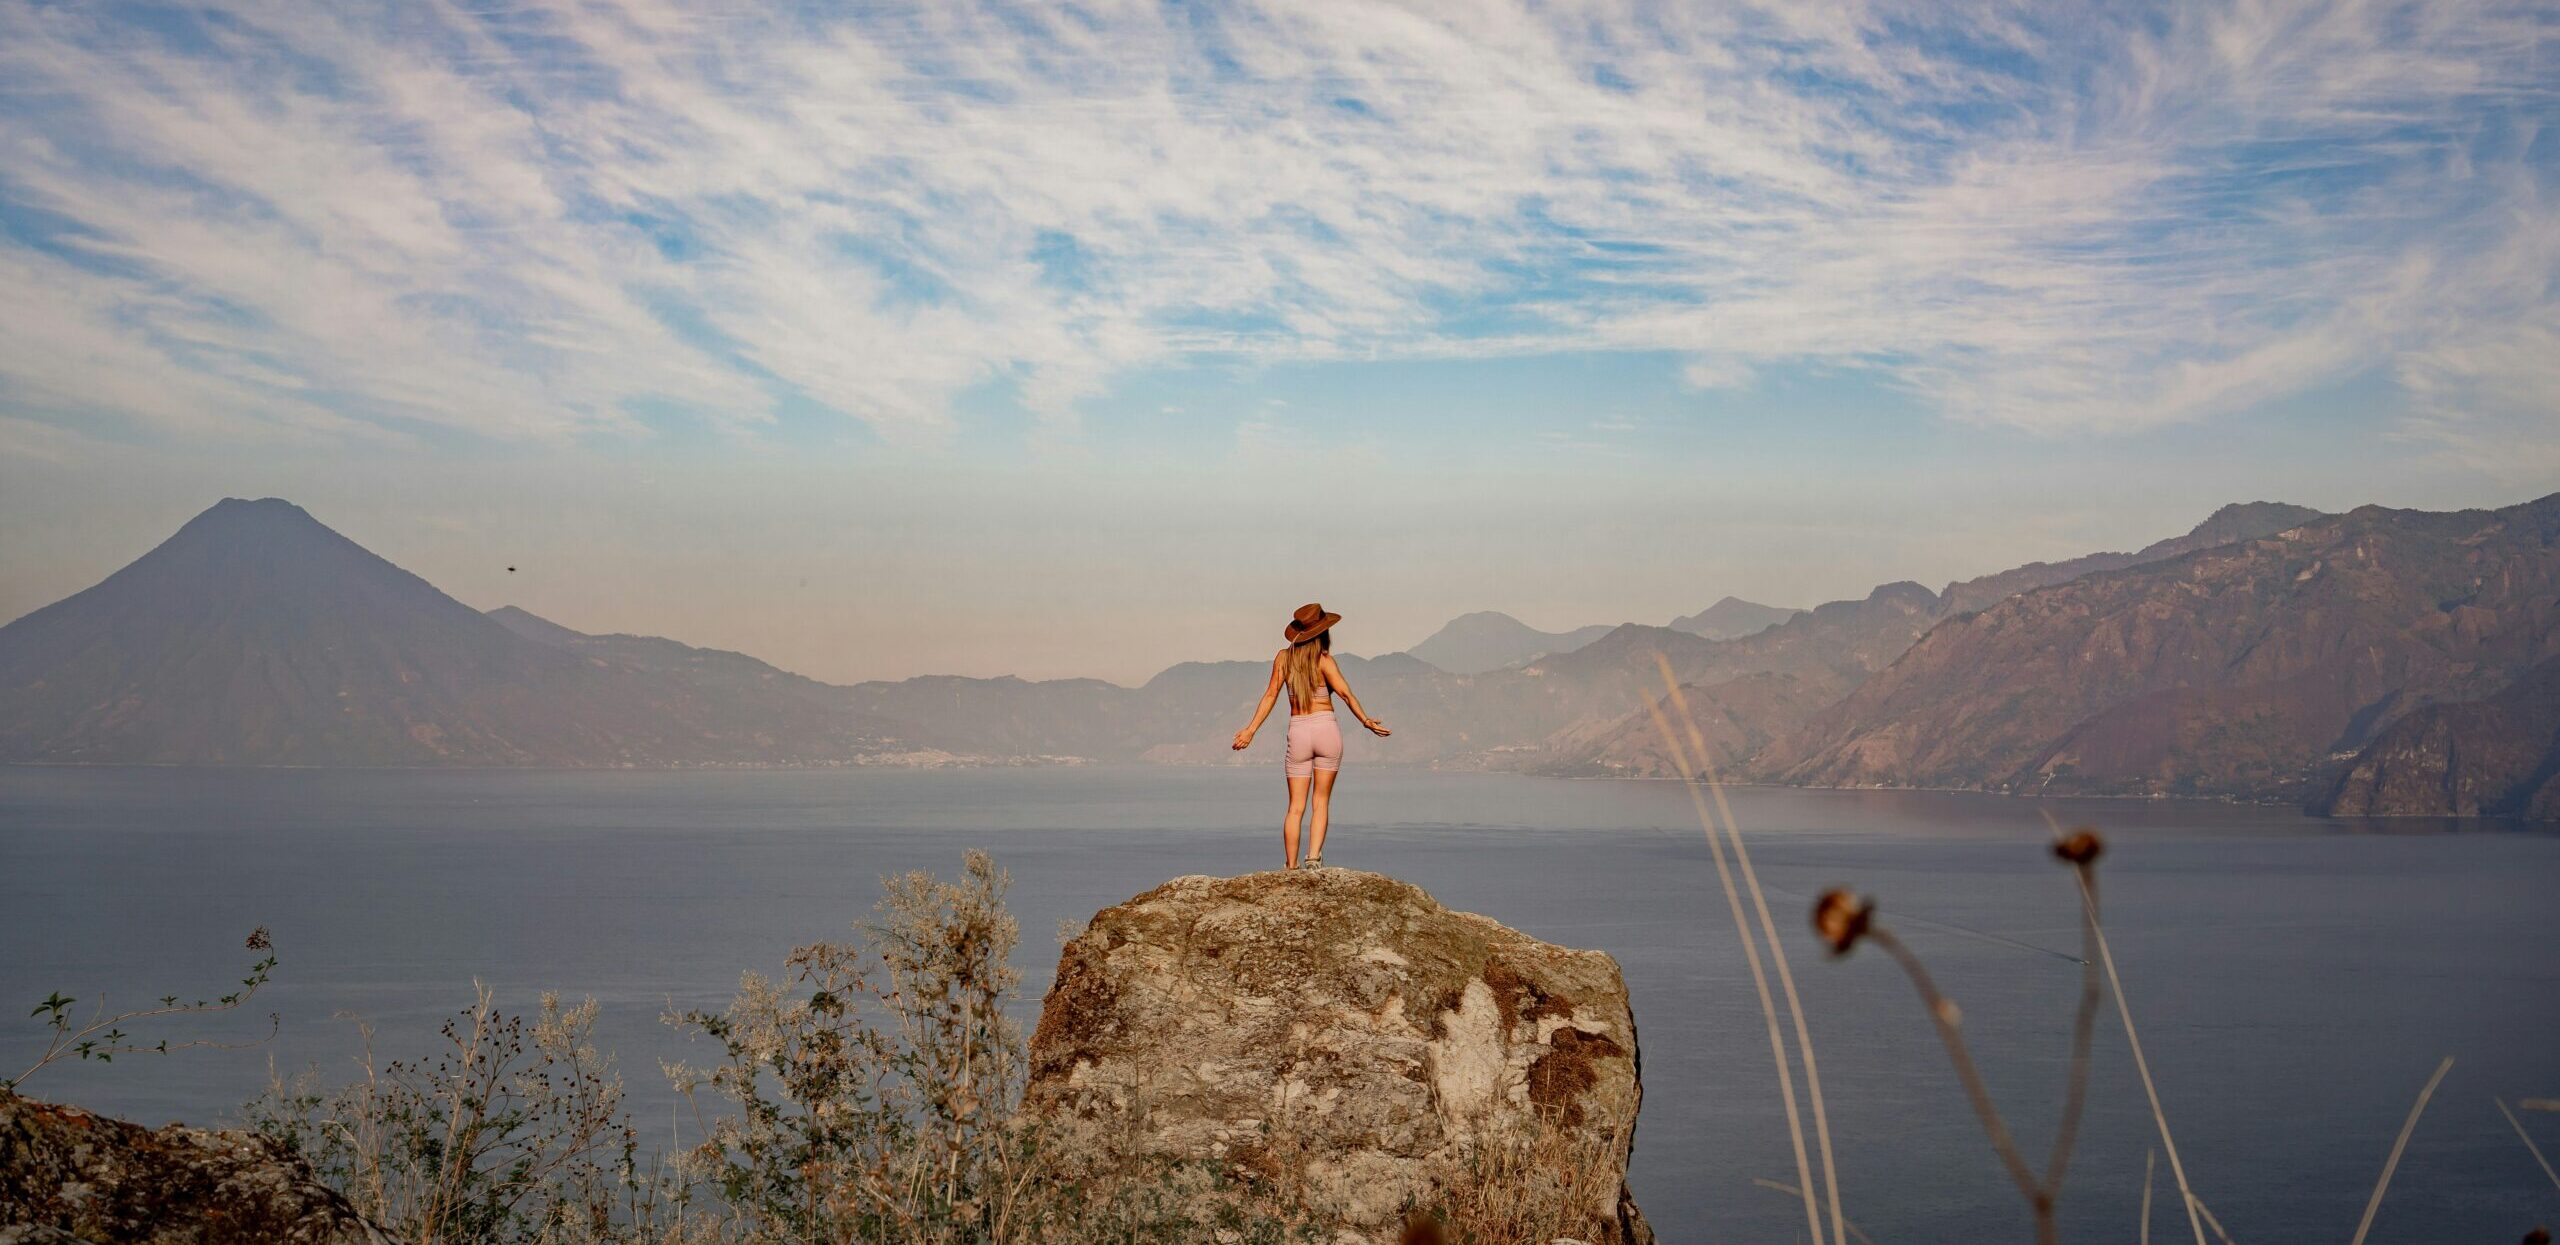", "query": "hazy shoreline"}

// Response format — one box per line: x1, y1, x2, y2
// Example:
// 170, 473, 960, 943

10, 758, 2546, 834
